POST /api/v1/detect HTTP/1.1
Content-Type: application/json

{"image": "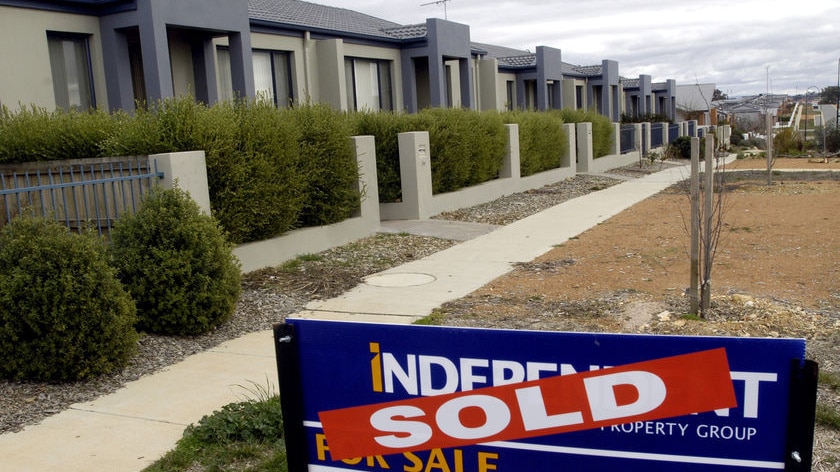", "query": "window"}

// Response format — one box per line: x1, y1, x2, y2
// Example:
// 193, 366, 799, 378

345, 58, 392, 112
253, 50, 293, 107
47, 32, 94, 110
217, 47, 293, 106
505, 80, 515, 111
